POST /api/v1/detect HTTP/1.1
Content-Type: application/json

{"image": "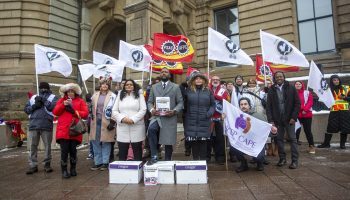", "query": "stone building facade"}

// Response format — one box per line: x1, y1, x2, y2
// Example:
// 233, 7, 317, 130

0, 0, 349, 119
